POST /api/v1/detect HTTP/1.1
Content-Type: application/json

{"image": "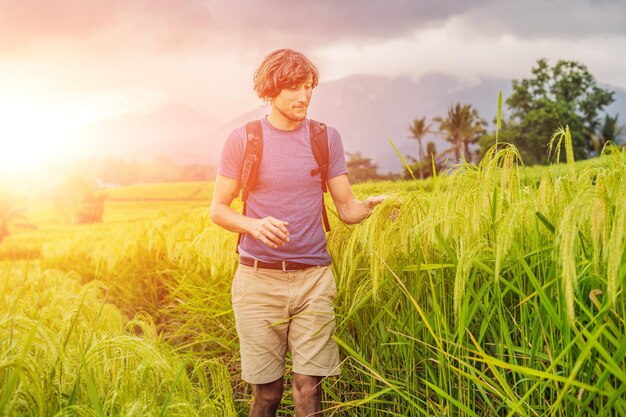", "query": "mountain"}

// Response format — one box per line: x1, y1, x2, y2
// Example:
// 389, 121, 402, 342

207, 73, 513, 173
309, 73, 511, 172
76, 73, 626, 174
74, 102, 217, 163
